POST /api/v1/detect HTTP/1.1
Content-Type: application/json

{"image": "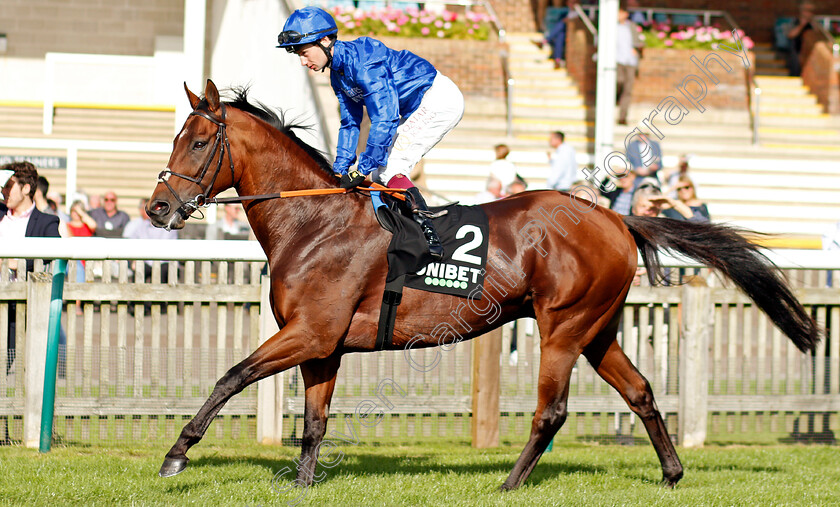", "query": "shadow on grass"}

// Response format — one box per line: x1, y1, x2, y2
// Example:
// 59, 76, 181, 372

181, 448, 610, 490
